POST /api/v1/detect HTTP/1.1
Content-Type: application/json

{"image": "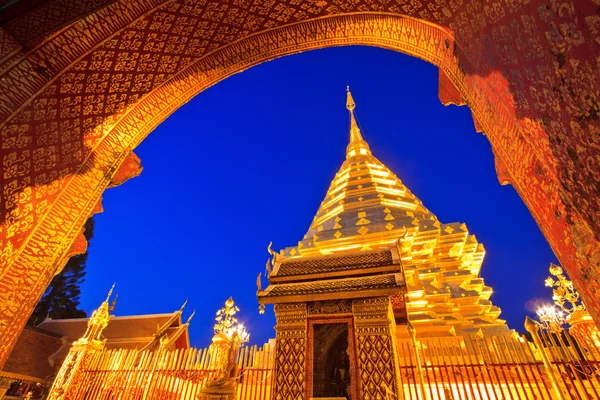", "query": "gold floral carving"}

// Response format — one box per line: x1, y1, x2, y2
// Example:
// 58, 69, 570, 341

273, 303, 307, 399
308, 300, 352, 315
353, 297, 402, 398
